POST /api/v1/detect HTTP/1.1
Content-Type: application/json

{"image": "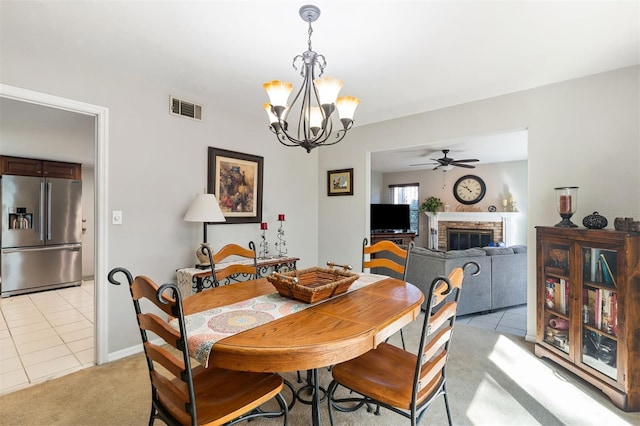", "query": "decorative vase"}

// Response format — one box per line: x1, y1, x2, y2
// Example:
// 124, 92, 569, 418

196, 243, 213, 265
554, 187, 578, 228
582, 212, 608, 229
